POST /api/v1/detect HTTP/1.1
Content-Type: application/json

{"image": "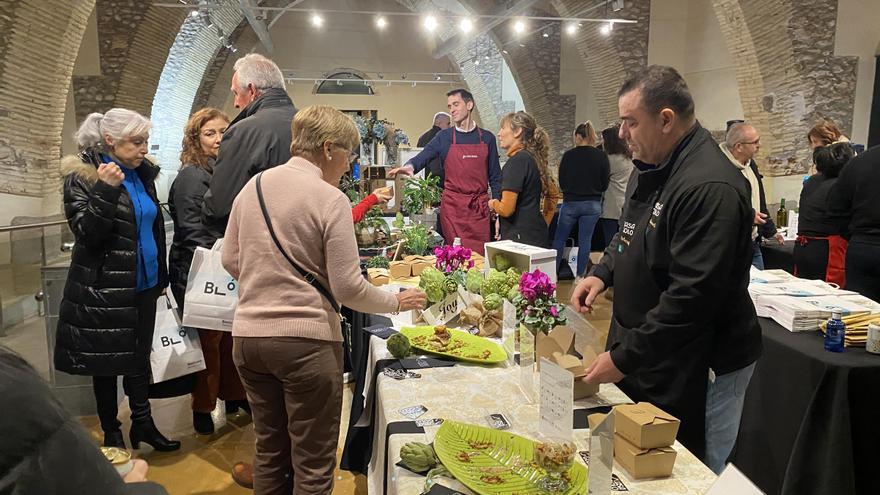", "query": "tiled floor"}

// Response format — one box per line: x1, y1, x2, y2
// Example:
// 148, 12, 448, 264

6, 275, 612, 494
